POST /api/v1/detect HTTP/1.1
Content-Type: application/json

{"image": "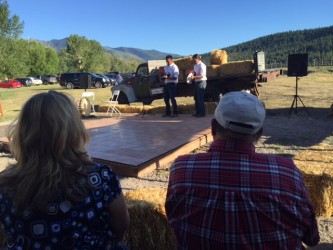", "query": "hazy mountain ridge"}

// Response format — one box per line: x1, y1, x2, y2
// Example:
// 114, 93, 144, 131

36, 25, 333, 67
37, 38, 181, 62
